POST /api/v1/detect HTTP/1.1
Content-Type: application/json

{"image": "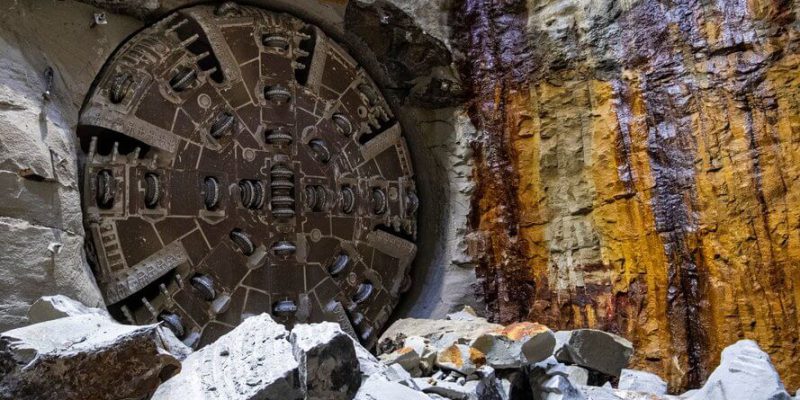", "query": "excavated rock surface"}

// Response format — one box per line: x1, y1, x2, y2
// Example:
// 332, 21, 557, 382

451, 0, 800, 391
